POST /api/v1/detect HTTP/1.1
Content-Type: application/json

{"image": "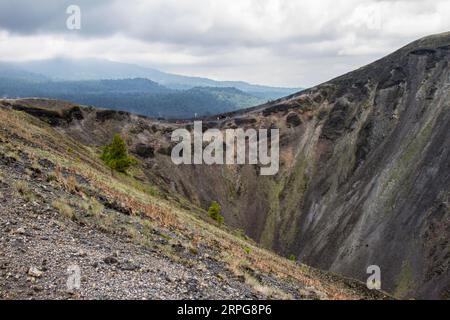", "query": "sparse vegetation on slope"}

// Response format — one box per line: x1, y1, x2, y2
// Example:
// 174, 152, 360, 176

0, 102, 389, 300
208, 201, 224, 225
100, 134, 135, 173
